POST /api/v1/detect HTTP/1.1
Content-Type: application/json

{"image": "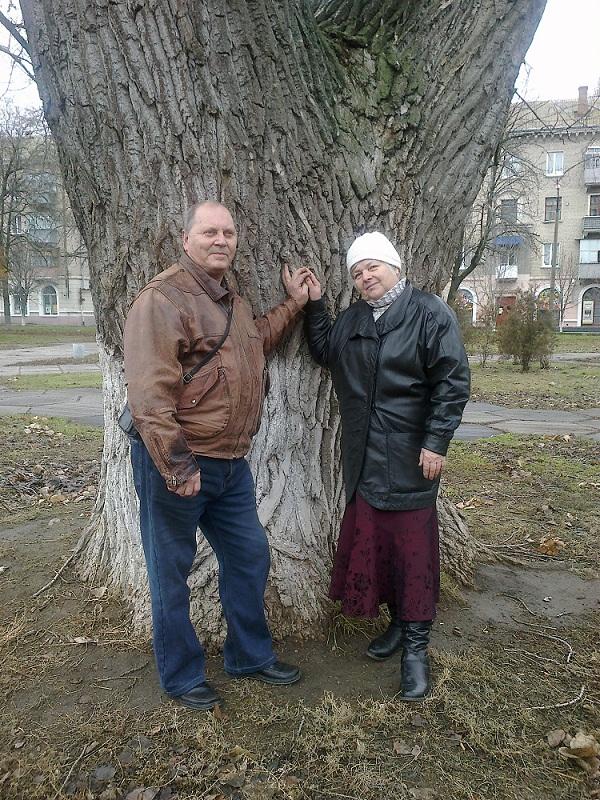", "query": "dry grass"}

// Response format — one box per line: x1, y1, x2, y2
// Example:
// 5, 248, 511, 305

1, 421, 600, 799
